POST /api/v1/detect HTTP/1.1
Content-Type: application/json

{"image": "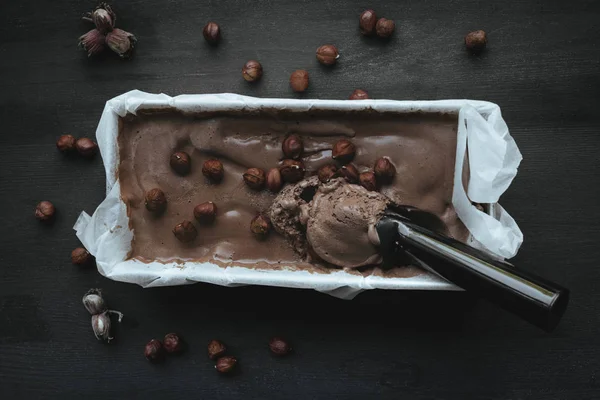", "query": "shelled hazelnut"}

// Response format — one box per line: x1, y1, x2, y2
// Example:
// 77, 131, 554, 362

290, 70, 309, 92
266, 168, 283, 192
194, 201, 218, 224
280, 159, 305, 183
359, 9, 377, 36
76, 138, 98, 158
339, 164, 359, 183
318, 164, 338, 183
35, 201, 55, 222
349, 89, 369, 100
359, 171, 378, 191
282, 135, 303, 159
376, 18, 395, 38
56, 135, 77, 153
243, 167, 266, 190
215, 356, 237, 374
250, 214, 271, 239
72, 247, 93, 265
202, 159, 224, 183
316, 45, 339, 66
269, 337, 292, 356
208, 339, 227, 360
373, 157, 396, 184
163, 333, 184, 354
465, 30, 487, 54
145, 188, 167, 214
332, 139, 356, 164
242, 60, 263, 82
170, 151, 191, 175
173, 220, 197, 243
203, 22, 221, 44
145, 339, 164, 362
